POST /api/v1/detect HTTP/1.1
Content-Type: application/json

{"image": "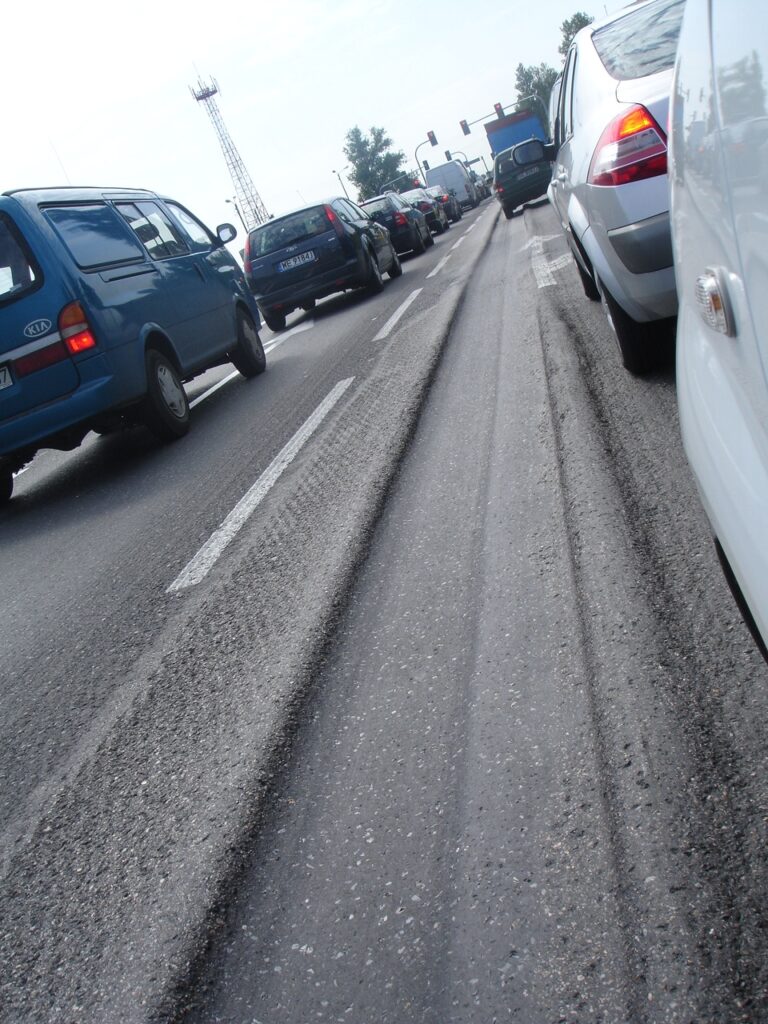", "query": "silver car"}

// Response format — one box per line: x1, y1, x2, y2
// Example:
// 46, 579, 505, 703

548, 0, 686, 374
670, 0, 768, 657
